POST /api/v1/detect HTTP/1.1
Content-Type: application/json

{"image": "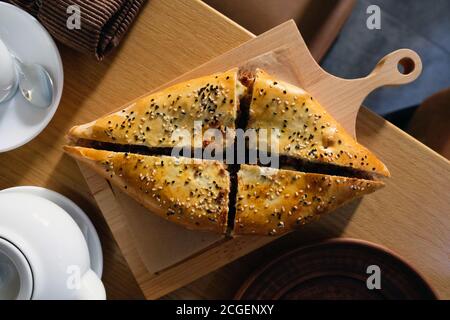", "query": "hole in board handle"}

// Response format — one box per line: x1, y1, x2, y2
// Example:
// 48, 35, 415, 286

397, 57, 415, 75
